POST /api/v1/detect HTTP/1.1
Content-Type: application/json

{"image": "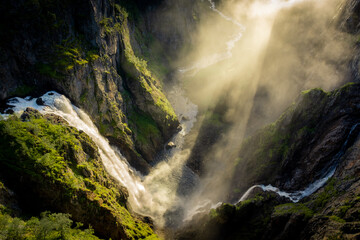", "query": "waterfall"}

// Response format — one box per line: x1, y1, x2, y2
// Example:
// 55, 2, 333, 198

237, 123, 360, 203
1, 88, 198, 226
179, 0, 306, 75
0, 0, 330, 229
3, 92, 151, 210
179, 0, 310, 222
179, 0, 245, 74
